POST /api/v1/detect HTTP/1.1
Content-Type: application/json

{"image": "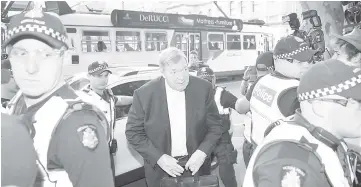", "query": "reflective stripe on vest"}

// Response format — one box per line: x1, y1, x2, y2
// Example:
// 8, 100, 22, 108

33, 96, 73, 187
243, 122, 353, 187
249, 74, 299, 145
76, 90, 112, 143
214, 87, 230, 115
